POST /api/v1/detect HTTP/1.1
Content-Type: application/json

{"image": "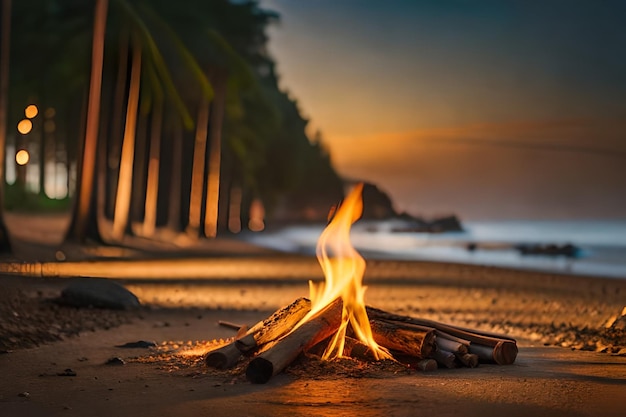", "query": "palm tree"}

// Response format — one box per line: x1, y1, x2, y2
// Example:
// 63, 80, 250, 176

65, 0, 108, 242
111, 34, 141, 240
